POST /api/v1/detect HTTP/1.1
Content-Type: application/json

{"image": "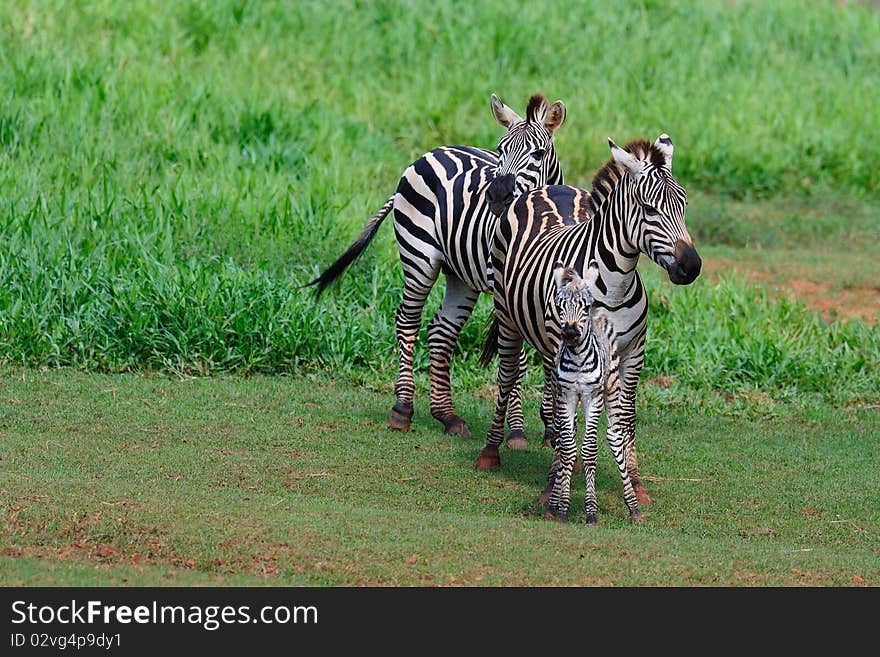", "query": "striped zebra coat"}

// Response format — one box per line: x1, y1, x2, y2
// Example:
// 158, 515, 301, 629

476, 135, 702, 510
309, 94, 566, 442
547, 261, 640, 523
